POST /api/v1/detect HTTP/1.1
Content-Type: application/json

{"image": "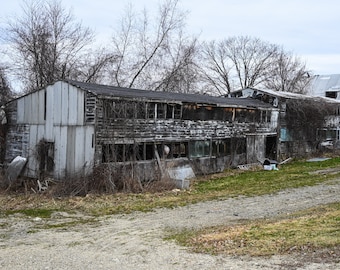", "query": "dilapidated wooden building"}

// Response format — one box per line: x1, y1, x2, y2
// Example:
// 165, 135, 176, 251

3, 80, 279, 182
230, 88, 340, 160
